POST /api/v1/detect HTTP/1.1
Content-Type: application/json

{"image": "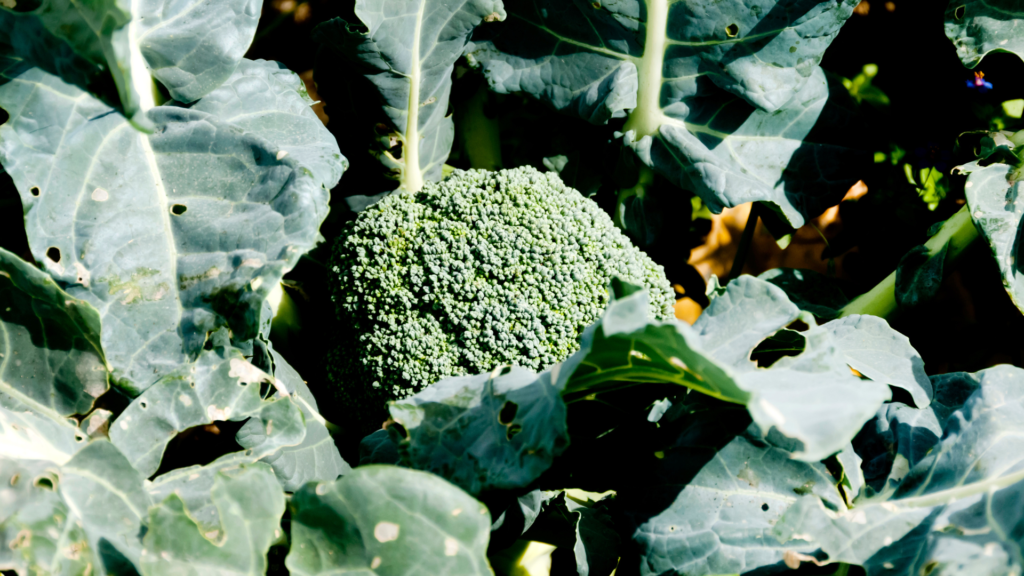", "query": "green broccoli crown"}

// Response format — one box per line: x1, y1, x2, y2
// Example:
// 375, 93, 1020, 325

330, 166, 675, 402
